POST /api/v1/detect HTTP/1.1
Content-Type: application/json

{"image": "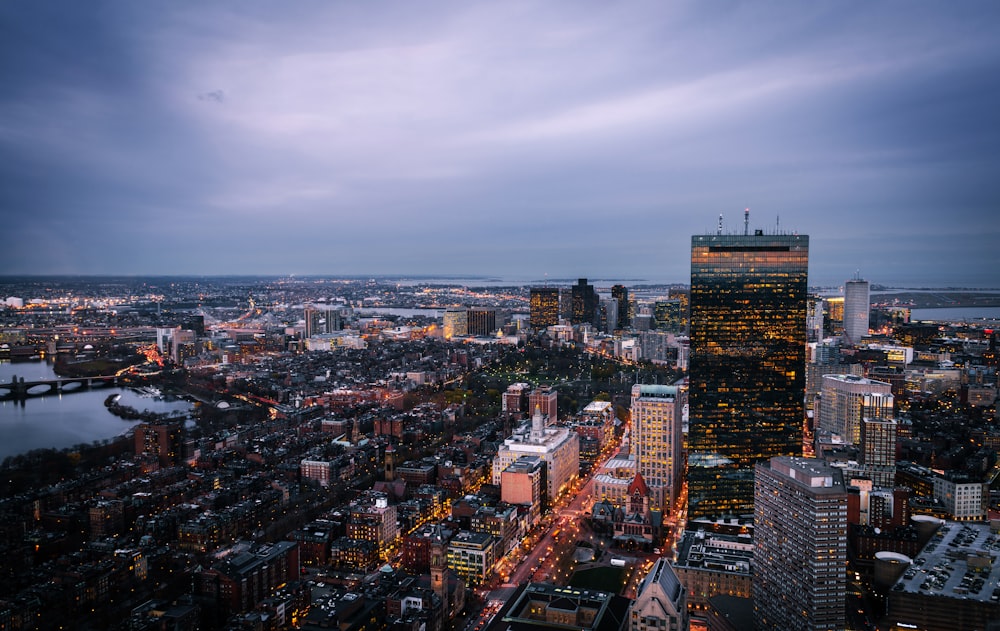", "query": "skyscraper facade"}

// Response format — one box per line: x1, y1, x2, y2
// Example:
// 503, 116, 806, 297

612, 284, 630, 328
843, 277, 870, 344
687, 232, 809, 519
753, 457, 848, 631
631, 384, 684, 511
529, 287, 560, 329
443, 308, 468, 339
571, 278, 599, 326
466, 307, 497, 336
